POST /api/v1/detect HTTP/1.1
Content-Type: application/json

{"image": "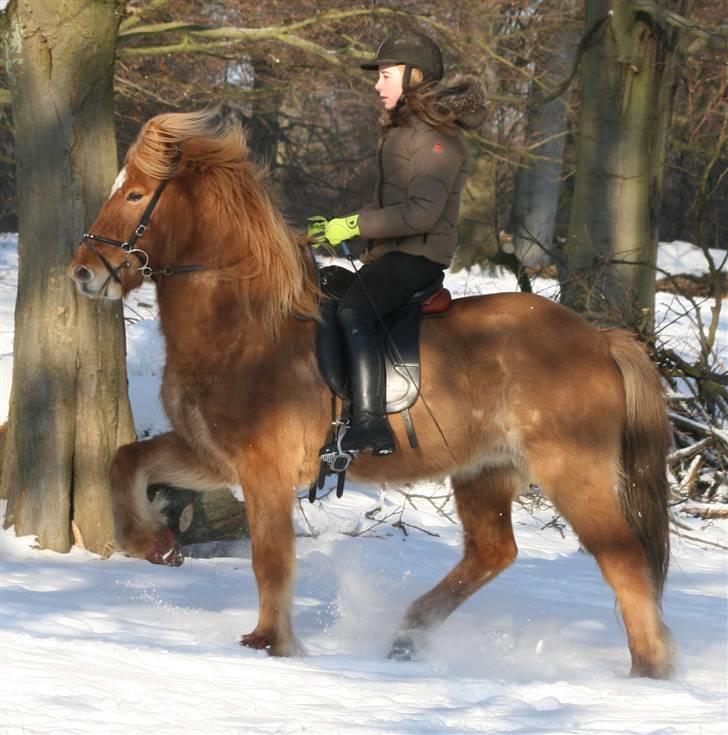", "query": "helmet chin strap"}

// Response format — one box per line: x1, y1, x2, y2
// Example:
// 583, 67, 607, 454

402, 65, 414, 93
400, 65, 436, 98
